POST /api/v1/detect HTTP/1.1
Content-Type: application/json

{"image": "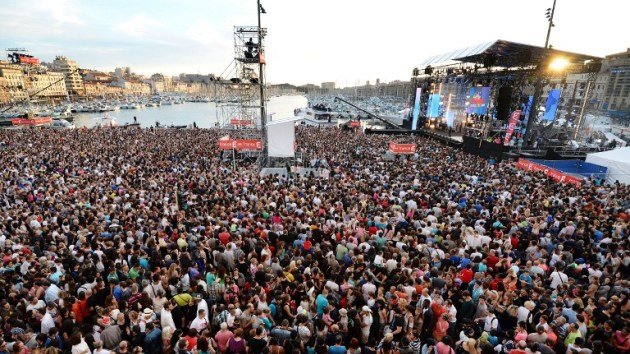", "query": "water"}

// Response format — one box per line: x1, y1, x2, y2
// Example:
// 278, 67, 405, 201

72, 95, 308, 128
